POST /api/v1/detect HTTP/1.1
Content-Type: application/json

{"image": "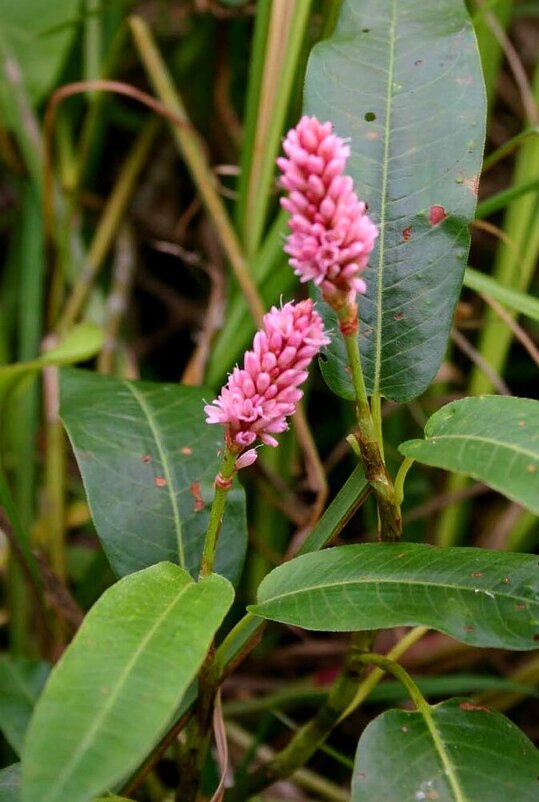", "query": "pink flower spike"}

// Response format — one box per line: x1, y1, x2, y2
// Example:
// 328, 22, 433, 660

278, 116, 378, 308
204, 300, 329, 466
